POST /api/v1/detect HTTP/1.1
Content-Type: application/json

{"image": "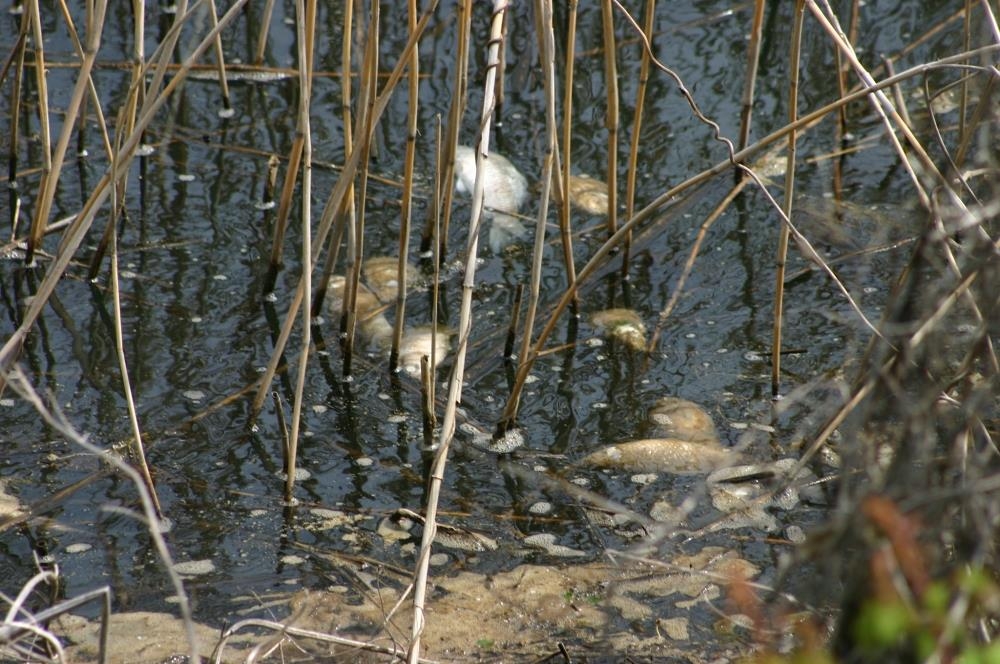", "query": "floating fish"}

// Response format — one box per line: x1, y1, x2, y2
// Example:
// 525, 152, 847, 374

326, 276, 392, 348
362, 256, 420, 304
566, 174, 609, 215
382, 508, 498, 552
647, 397, 719, 445
398, 325, 452, 377
590, 308, 647, 351
578, 438, 737, 474
454, 145, 529, 252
